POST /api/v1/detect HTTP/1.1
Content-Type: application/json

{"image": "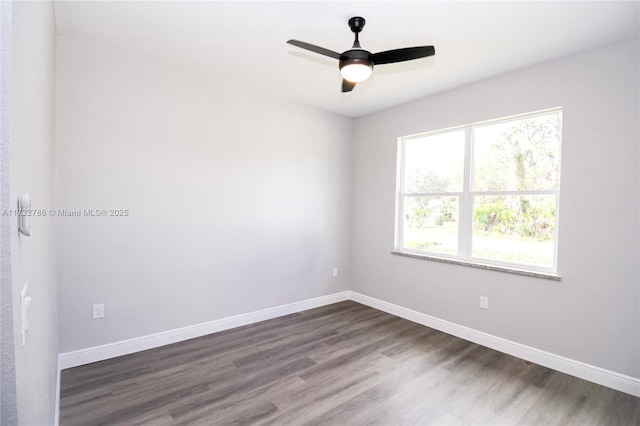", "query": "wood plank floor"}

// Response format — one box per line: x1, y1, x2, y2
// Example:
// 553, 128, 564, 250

60, 301, 640, 425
